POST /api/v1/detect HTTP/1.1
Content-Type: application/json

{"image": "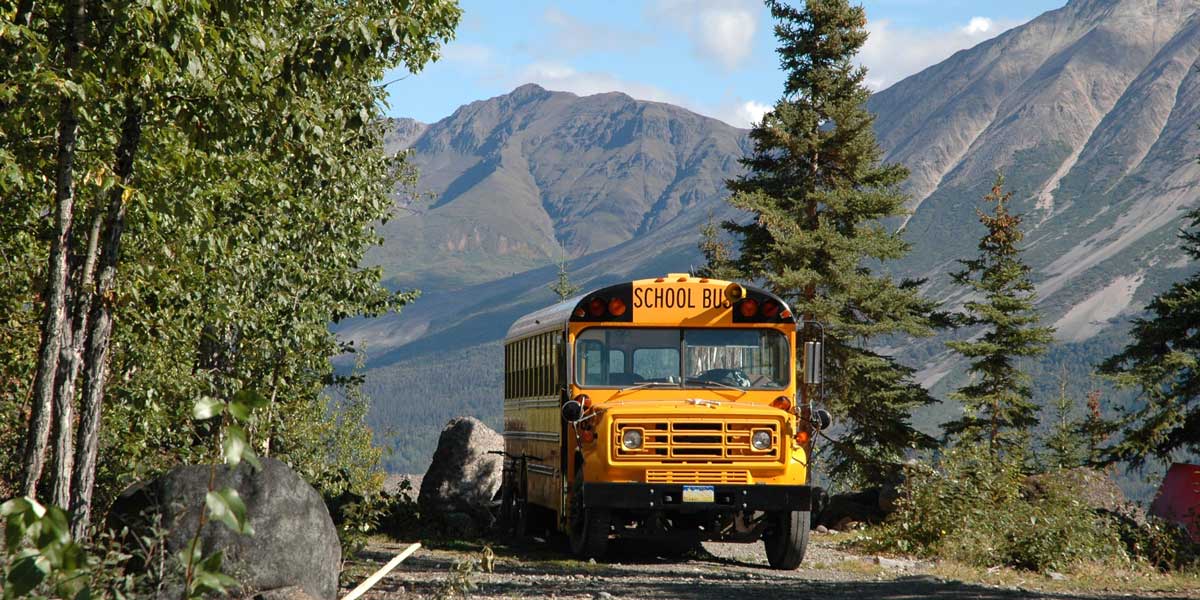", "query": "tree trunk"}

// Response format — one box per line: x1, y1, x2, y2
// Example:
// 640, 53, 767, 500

23, 0, 89, 498
49, 209, 103, 509
70, 102, 141, 538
